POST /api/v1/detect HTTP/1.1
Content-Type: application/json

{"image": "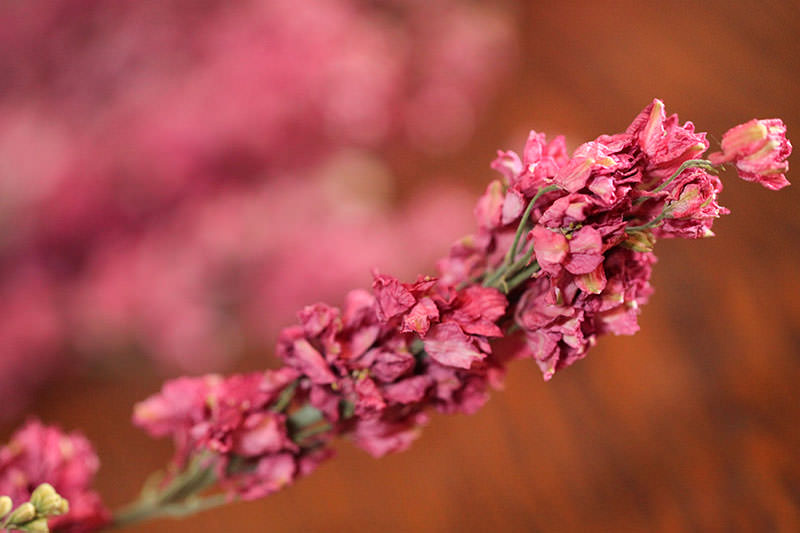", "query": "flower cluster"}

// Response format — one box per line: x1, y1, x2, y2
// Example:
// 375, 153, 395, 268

131, 99, 789, 516
132, 369, 333, 501
448, 99, 738, 377
0, 420, 109, 532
